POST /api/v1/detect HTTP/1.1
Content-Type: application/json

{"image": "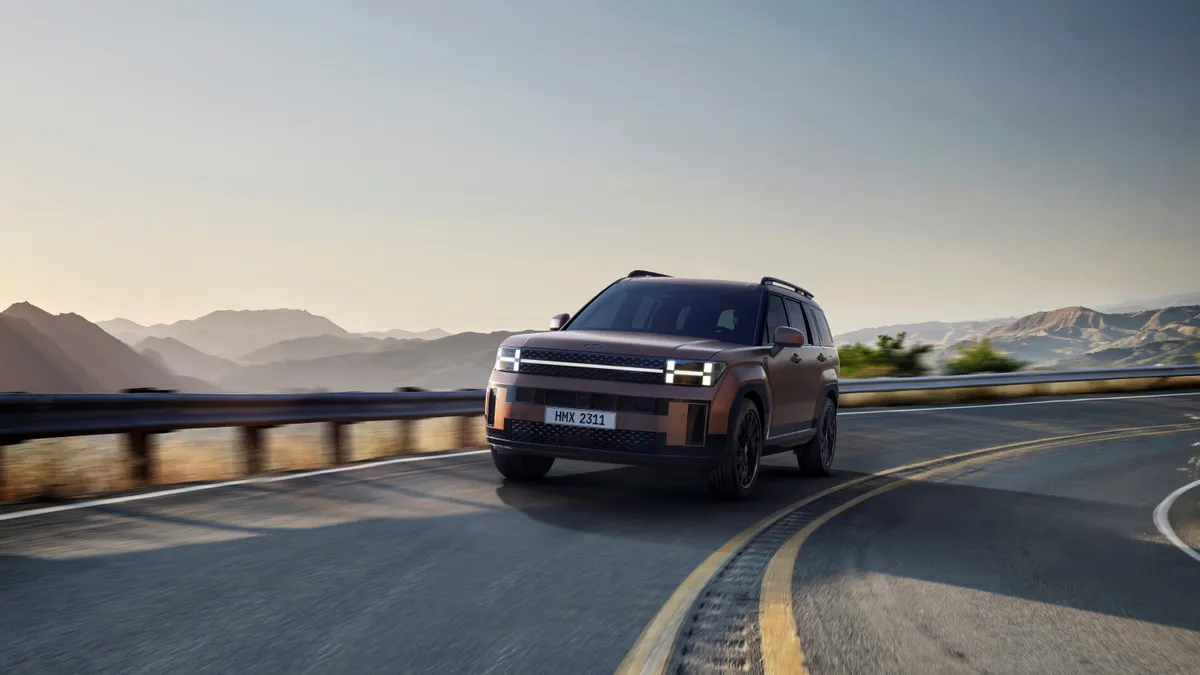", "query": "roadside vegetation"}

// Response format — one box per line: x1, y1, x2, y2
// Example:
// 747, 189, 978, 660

839, 333, 1029, 378
944, 338, 1027, 375
838, 332, 934, 378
